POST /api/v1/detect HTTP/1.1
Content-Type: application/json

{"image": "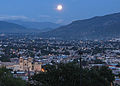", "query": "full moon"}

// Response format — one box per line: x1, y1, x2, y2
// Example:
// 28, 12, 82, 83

57, 5, 63, 11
